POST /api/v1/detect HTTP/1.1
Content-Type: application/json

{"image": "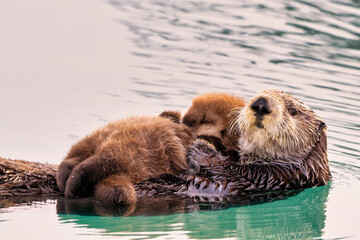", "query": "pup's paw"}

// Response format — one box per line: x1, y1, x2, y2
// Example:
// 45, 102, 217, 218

94, 176, 137, 204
